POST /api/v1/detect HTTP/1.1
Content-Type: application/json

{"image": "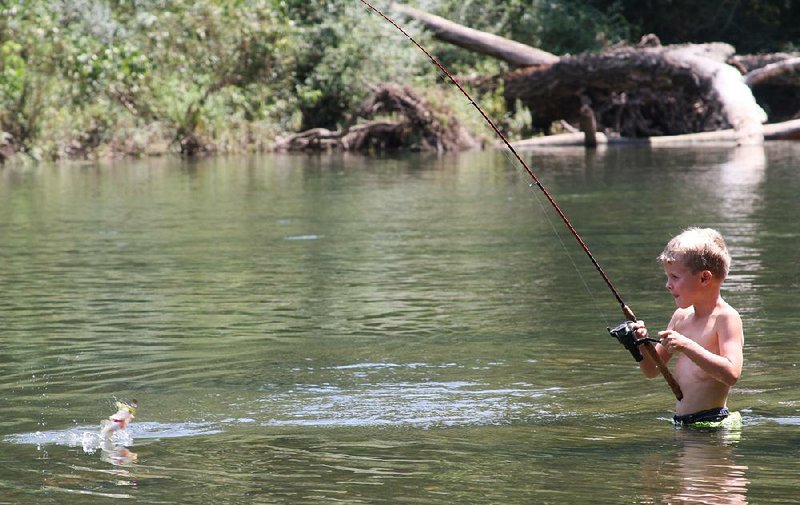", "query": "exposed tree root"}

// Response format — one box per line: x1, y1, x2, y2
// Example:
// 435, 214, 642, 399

273, 84, 479, 153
